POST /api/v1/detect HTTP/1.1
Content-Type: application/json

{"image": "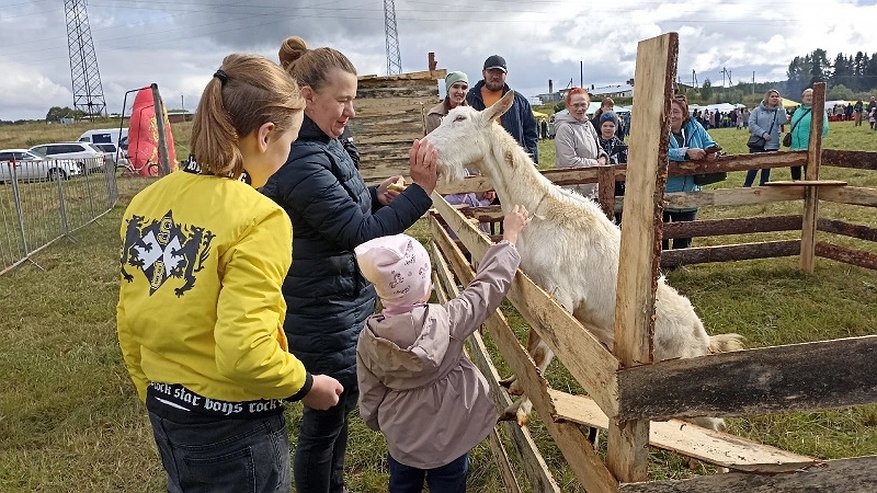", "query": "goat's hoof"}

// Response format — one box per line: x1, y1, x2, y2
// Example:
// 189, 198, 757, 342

498, 375, 516, 388
497, 409, 517, 422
